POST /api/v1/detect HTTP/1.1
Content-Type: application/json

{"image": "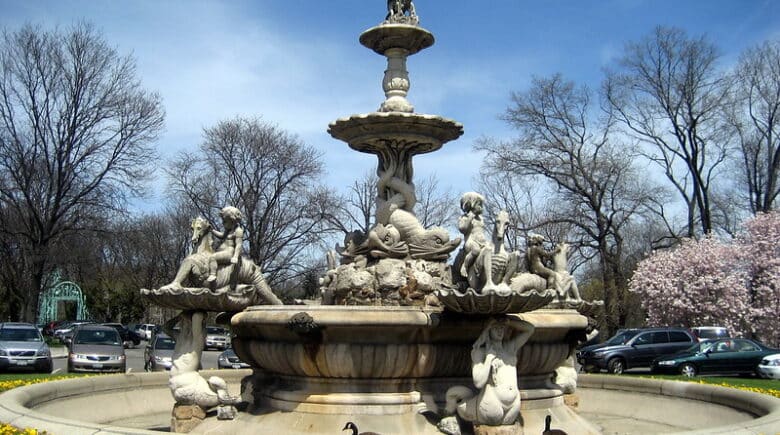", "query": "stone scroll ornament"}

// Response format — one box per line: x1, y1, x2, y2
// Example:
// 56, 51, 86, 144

440, 318, 535, 433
